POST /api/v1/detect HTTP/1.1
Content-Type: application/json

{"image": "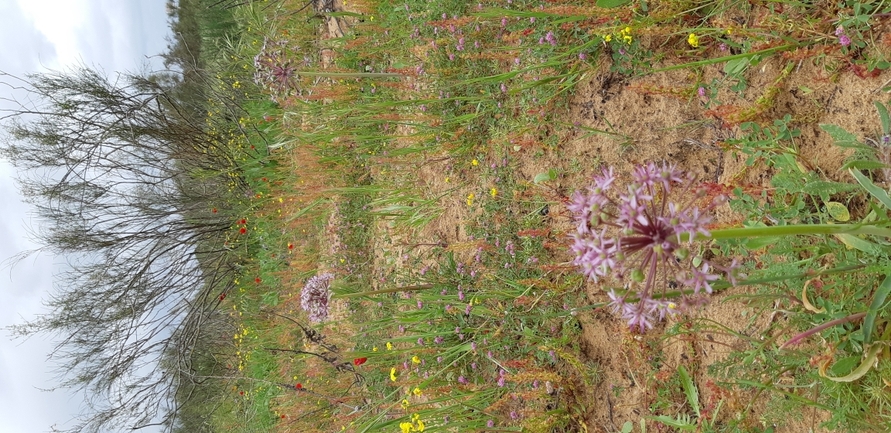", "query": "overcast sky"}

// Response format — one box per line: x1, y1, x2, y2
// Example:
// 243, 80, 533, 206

0, 1, 170, 431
